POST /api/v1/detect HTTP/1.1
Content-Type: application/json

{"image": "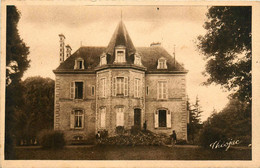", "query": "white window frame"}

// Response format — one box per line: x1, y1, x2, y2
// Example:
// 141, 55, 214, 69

74, 58, 85, 69
157, 80, 168, 100
116, 107, 124, 126
134, 78, 141, 98
115, 47, 126, 63
100, 107, 106, 128
157, 58, 167, 69
112, 76, 128, 97
100, 78, 107, 98
70, 109, 84, 129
